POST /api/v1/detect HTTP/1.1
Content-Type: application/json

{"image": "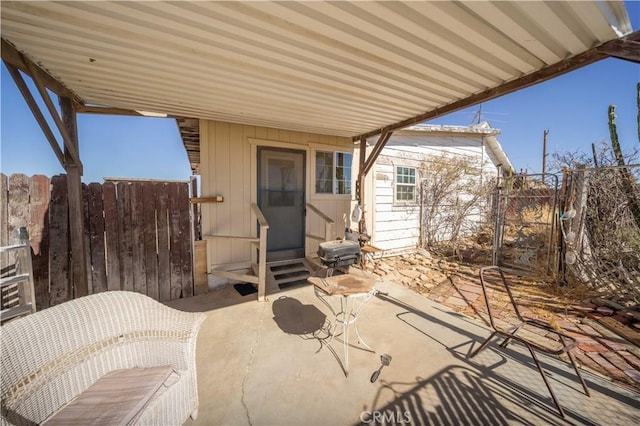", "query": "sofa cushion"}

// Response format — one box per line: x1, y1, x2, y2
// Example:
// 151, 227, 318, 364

42, 366, 175, 425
